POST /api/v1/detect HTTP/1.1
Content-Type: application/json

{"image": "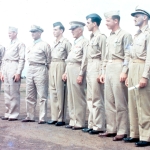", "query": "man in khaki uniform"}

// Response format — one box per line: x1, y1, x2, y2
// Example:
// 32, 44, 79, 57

47, 22, 71, 126
62, 21, 88, 130
82, 14, 106, 134
1, 26, 25, 121
123, 6, 150, 147
0, 45, 5, 91
22, 25, 51, 124
99, 11, 132, 140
